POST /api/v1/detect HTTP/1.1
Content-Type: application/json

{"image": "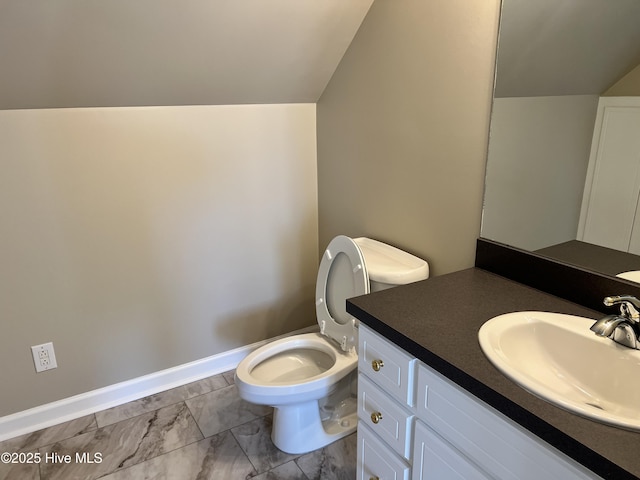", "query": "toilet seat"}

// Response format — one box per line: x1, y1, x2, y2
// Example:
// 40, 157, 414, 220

234, 332, 357, 405
315, 235, 369, 352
